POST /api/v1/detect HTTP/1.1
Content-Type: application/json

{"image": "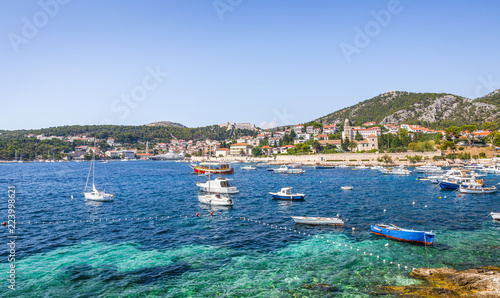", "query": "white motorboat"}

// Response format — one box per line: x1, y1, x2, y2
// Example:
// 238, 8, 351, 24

428, 169, 464, 184
198, 193, 234, 206
337, 164, 348, 168
480, 165, 500, 174
355, 164, 369, 169
269, 187, 305, 200
241, 165, 256, 170
438, 172, 483, 189
197, 177, 239, 194
463, 163, 485, 171
341, 186, 353, 190
415, 163, 444, 174
459, 184, 497, 194
84, 141, 114, 202
380, 165, 411, 175
489, 212, 500, 220
291, 216, 344, 225
273, 165, 305, 174
371, 165, 384, 170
